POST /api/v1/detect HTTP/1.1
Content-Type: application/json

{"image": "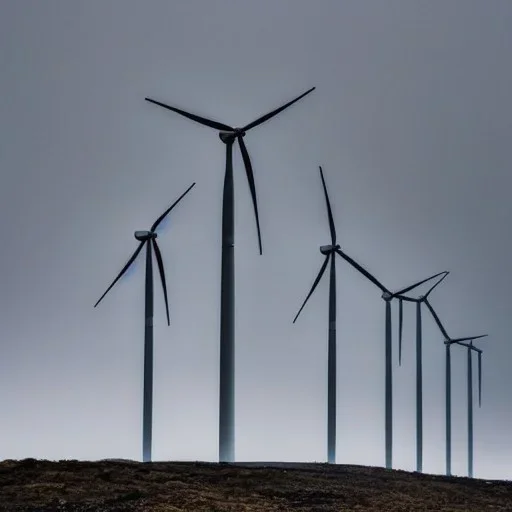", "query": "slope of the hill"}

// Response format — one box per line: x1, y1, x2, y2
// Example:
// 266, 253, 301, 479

0, 458, 511, 511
